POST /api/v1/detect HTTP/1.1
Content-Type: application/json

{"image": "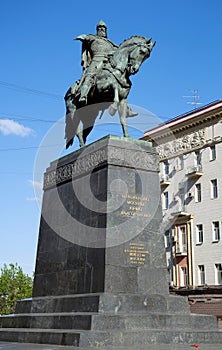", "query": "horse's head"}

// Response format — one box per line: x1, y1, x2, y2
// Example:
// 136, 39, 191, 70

127, 37, 156, 75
